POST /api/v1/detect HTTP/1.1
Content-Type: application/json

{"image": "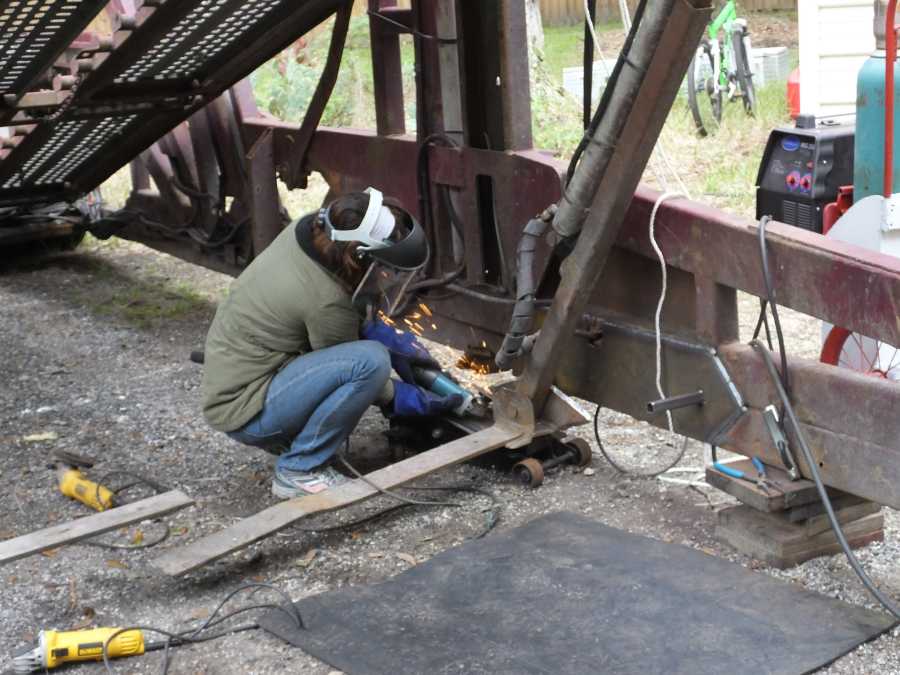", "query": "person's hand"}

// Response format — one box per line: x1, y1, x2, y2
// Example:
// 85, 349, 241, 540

390, 380, 462, 417
361, 318, 440, 383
